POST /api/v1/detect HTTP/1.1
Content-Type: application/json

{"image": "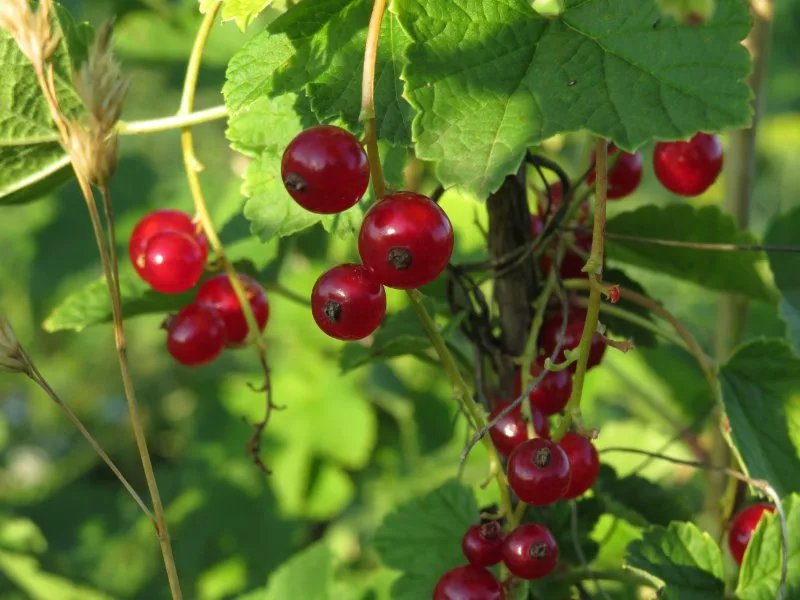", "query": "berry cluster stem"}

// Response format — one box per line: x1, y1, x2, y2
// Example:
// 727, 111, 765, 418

361, 0, 388, 199
178, 1, 276, 470
552, 139, 608, 441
